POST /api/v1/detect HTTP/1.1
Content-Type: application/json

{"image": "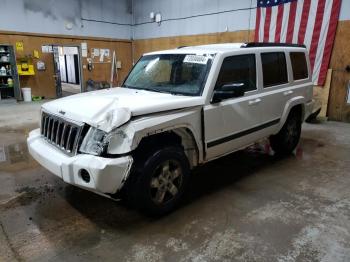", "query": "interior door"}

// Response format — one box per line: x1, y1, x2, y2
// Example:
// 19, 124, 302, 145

66, 55, 76, 84
52, 46, 62, 97
204, 54, 263, 160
